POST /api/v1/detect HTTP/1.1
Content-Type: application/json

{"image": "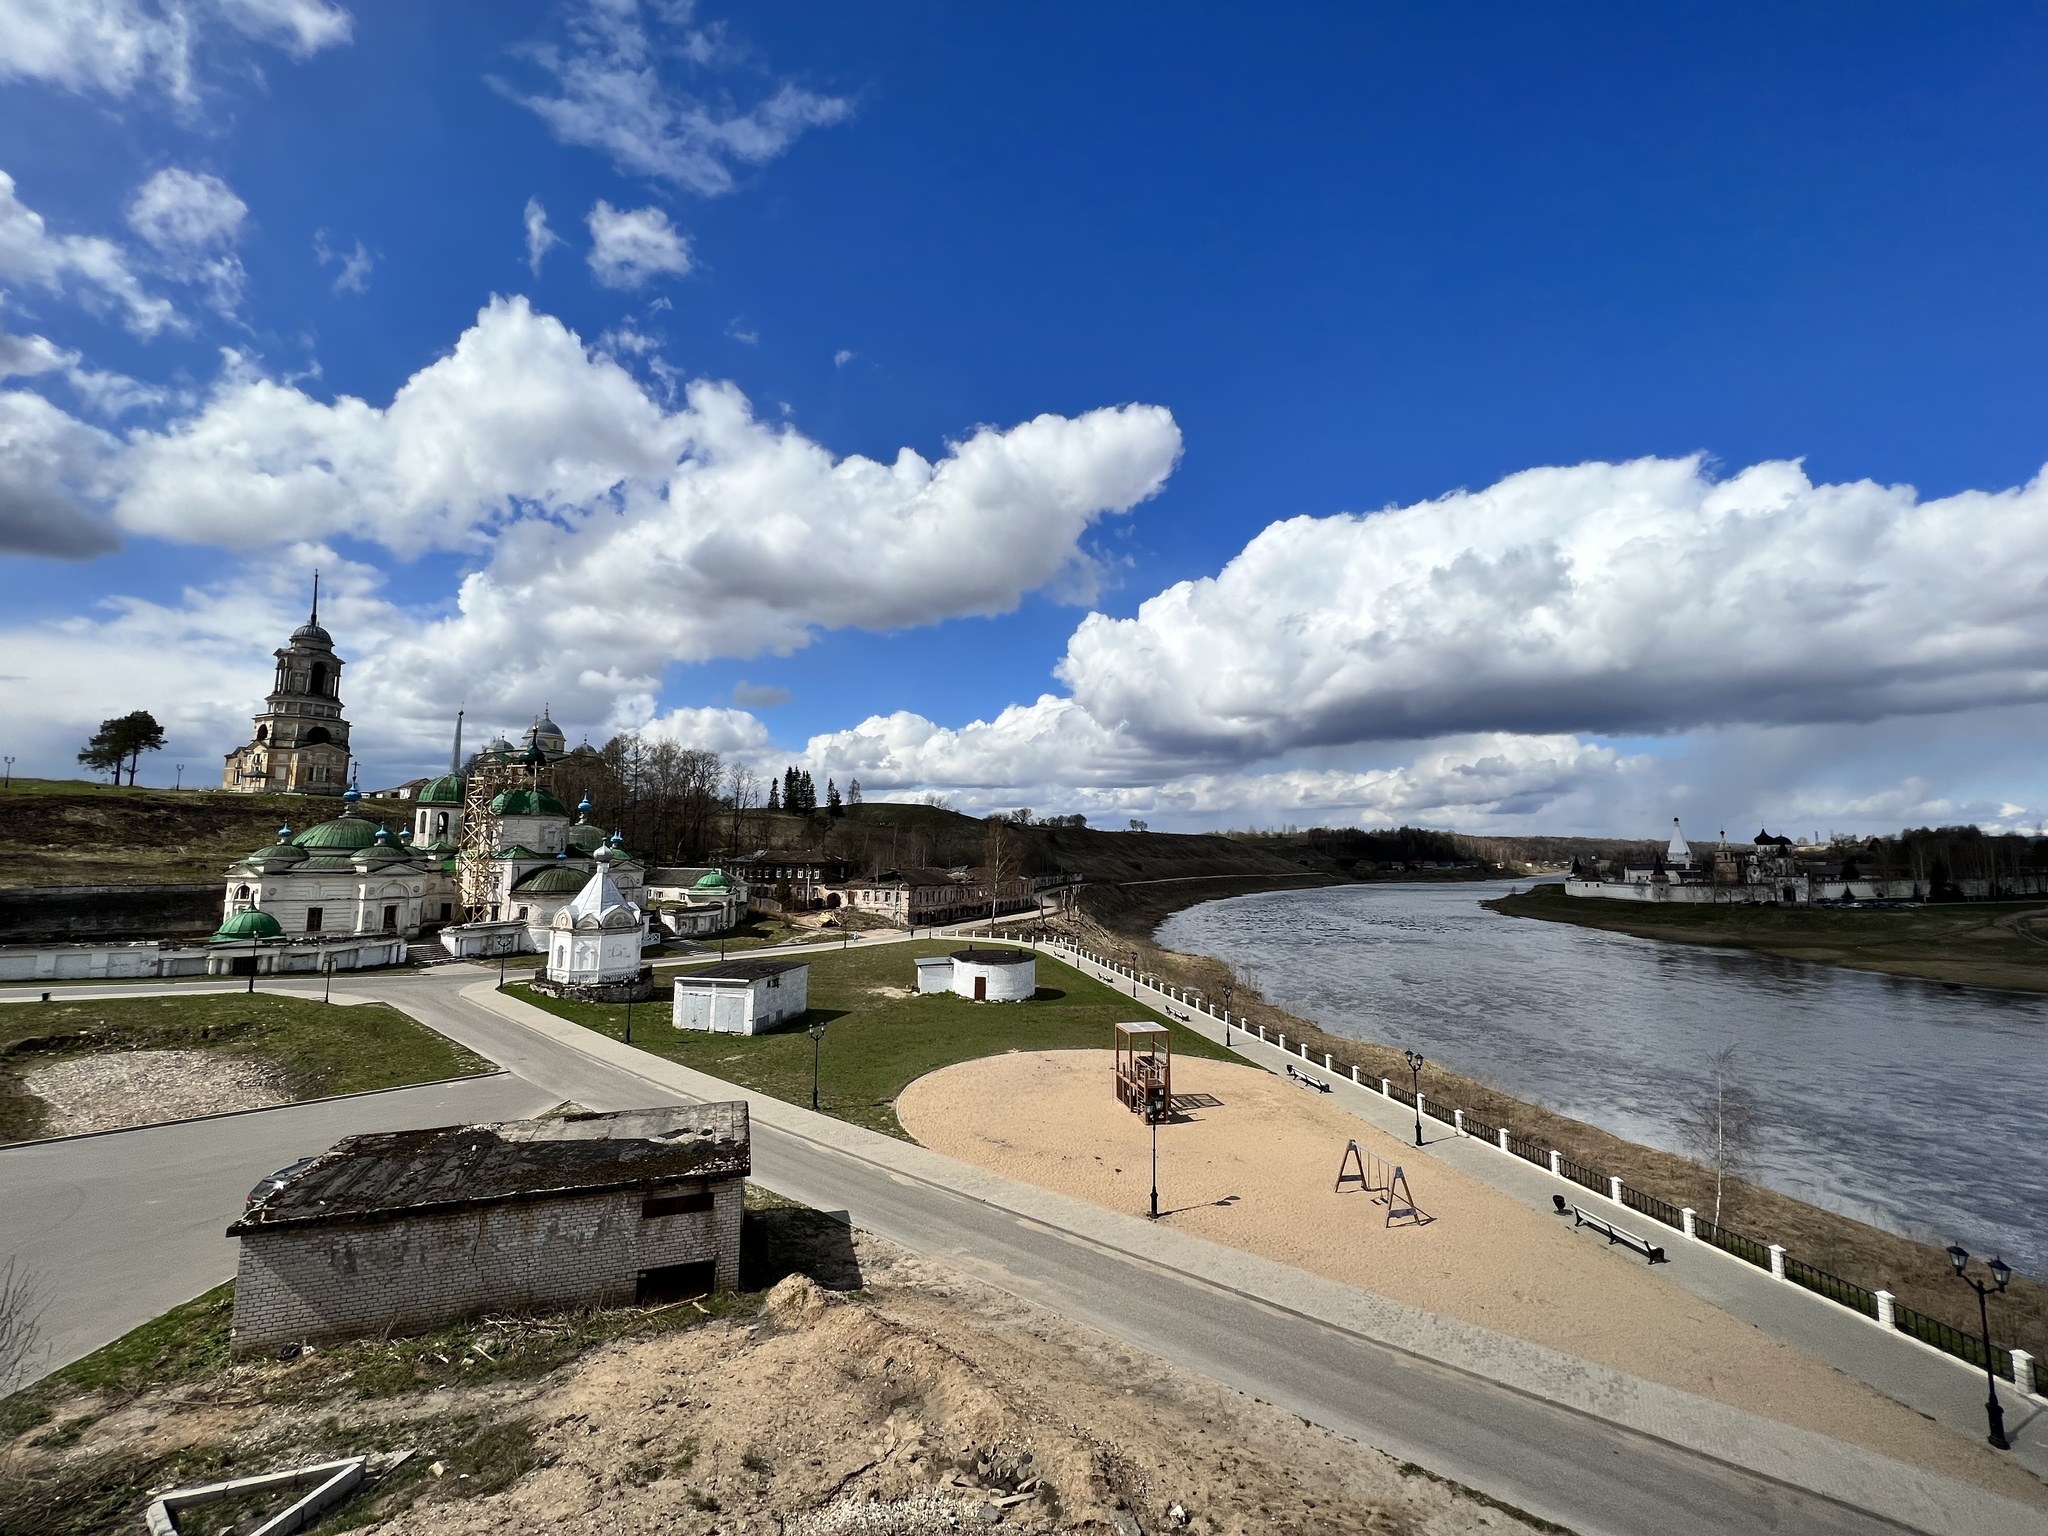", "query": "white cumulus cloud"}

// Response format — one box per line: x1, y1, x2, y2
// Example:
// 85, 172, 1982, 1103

586, 201, 691, 289
0, 0, 350, 103
495, 0, 849, 196
0, 170, 177, 337
127, 167, 248, 312
1053, 454, 2048, 762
